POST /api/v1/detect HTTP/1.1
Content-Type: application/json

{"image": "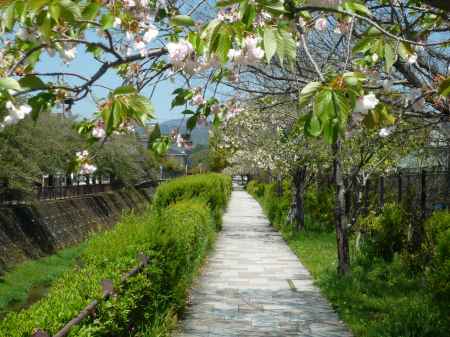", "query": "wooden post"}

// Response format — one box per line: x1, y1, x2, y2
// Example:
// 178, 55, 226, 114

397, 172, 402, 204
379, 176, 385, 209
447, 147, 450, 209
421, 169, 427, 219
364, 179, 370, 214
